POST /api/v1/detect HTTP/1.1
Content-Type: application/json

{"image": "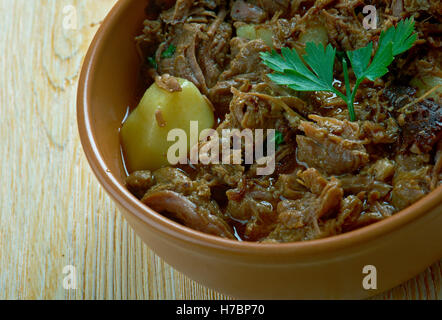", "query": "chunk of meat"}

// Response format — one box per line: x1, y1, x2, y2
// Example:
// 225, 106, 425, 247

315, 177, 344, 219
399, 99, 442, 153
391, 154, 433, 210
399, 0, 442, 17
350, 201, 395, 230
197, 12, 232, 88
219, 39, 270, 81
383, 86, 417, 109
143, 190, 235, 239
126, 170, 154, 199
225, 178, 279, 240
257, 0, 291, 17
267, 193, 320, 242
269, 169, 343, 240
265, 177, 343, 243
140, 168, 235, 239
296, 115, 399, 175
339, 174, 392, 199
368, 159, 396, 182
267, 185, 394, 242
384, 86, 442, 153
158, 24, 208, 94
231, 0, 266, 23
276, 194, 317, 230
359, 119, 399, 144
135, 20, 163, 57
297, 168, 327, 195
297, 119, 370, 175
309, 114, 399, 144
298, 169, 344, 218
322, 4, 376, 51
307, 114, 361, 139
391, 168, 432, 210
160, 0, 194, 24
335, 195, 364, 232
196, 163, 245, 188
160, 0, 226, 25
159, 11, 232, 96
209, 39, 271, 114
160, 0, 223, 24
271, 16, 299, 50
275, 171, 306, 200
296, 135, 367, 175
228, 89, 284, 129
